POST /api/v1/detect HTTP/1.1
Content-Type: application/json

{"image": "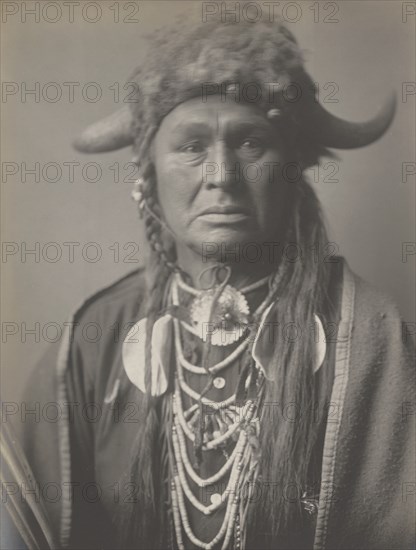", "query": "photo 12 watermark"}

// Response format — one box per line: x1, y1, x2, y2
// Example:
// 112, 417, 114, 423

1, 1, 141, 24
1, 81, 140, 104
201, 1, 340, 24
